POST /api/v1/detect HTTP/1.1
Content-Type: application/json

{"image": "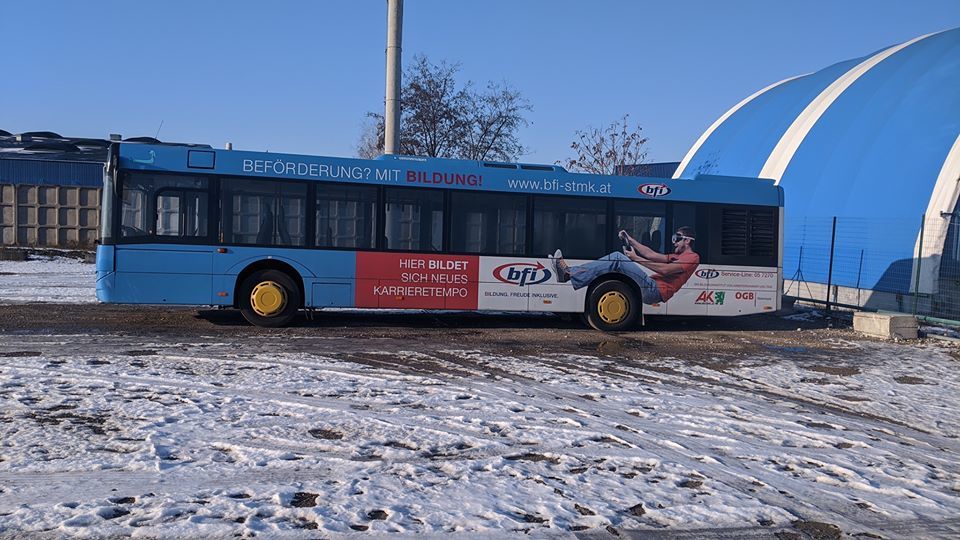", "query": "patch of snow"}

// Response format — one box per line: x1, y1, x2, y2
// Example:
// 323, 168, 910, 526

0, 256, 95, 304
0, 335, 958, 537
